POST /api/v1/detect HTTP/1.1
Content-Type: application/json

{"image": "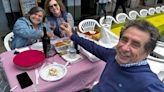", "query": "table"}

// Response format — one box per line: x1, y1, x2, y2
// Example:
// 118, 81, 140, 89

111, 13, 164, 37
0, 49, 106, 92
